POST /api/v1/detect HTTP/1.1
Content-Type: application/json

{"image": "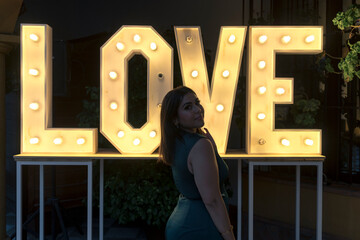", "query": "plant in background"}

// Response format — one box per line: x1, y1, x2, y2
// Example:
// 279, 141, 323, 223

320, 4, 360, 82
93, 160, 179, 227
290, 93, 321, 128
